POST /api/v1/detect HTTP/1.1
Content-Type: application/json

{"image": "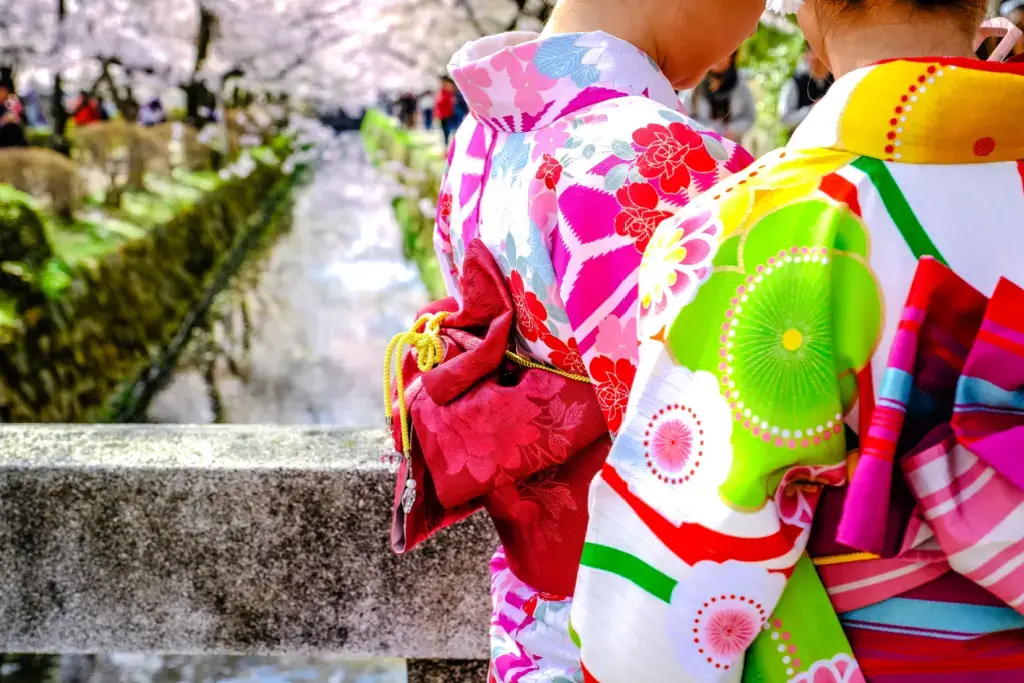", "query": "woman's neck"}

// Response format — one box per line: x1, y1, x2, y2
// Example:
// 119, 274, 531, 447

542, 0, 662, 70
824, 15, 976, 78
